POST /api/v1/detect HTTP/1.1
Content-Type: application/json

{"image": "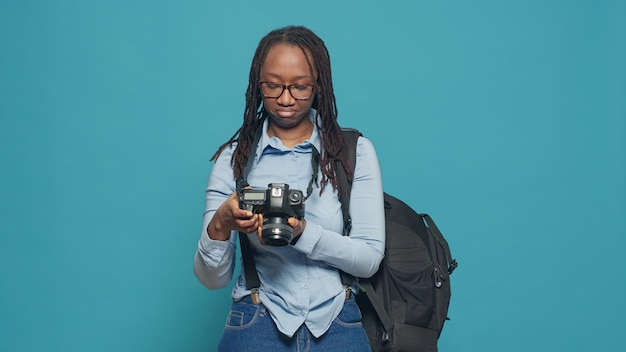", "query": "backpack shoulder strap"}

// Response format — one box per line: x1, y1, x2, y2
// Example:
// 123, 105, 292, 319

338, 129, 395, 338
